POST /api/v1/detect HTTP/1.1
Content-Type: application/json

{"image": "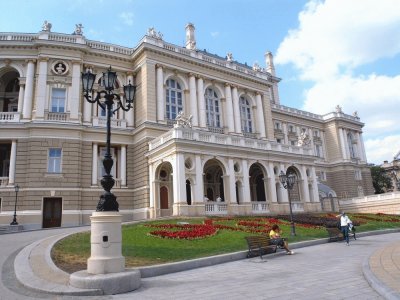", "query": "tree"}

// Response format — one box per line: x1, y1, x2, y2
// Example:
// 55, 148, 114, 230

370, 166, 393, 194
